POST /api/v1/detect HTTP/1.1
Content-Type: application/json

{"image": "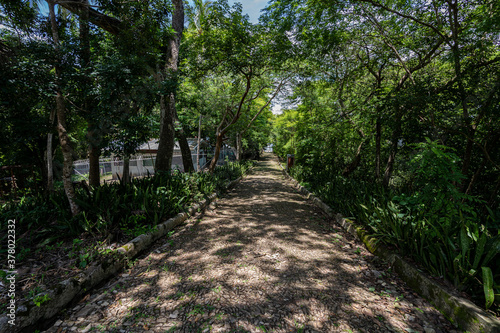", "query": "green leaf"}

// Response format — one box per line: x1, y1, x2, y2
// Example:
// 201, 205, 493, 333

472, 233, 487, 269
460, 226, 470, 258
481, 267, 495, 309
